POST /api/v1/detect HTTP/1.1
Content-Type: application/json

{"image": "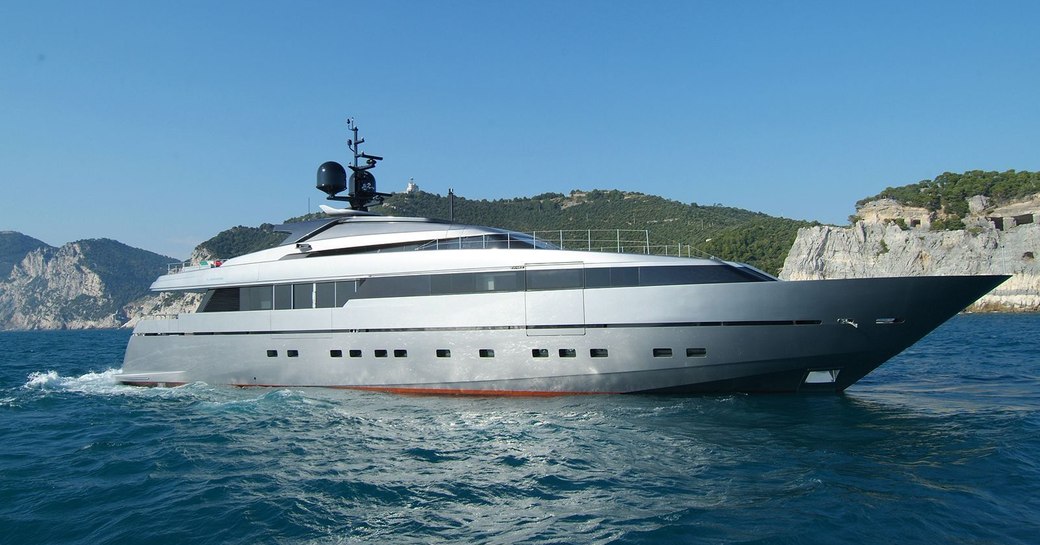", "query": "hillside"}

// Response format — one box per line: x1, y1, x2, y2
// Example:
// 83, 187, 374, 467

0, 231, 51, 277
856, 170, 1040, 230
197, 223, 285, 259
